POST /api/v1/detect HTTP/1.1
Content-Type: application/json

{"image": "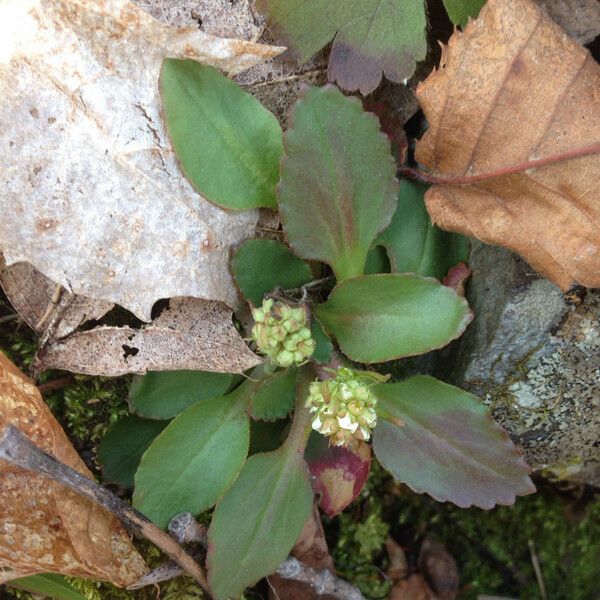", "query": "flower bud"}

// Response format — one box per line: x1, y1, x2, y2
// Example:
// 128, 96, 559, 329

305, 367, 382, 447
251, 299, 316, 368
